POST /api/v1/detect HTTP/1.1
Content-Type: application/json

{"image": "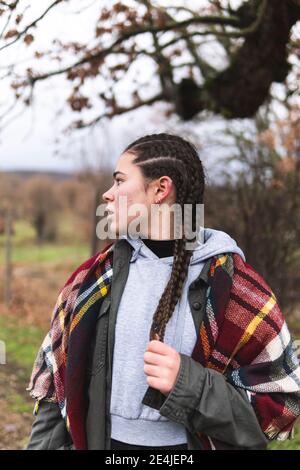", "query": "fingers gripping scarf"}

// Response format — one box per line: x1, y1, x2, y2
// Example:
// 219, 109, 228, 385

27, 243, 300, 450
